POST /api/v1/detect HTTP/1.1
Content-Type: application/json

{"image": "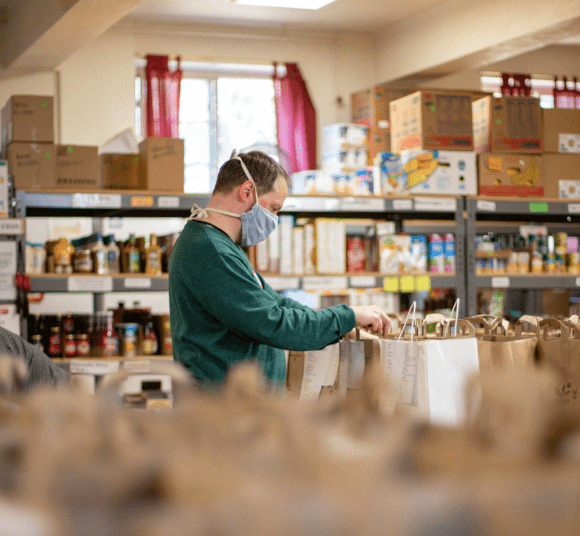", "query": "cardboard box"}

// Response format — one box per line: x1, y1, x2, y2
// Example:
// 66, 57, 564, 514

7, 142, 56, 189
399, 150, 477, 195
351, 86, 414, 130
473, 96, 542, 153
56, 145, 99, 190
389, 91, 474, 153
544, 154, 580, 199
1, 96, 54, 153
478, 153, 544, 197
138, 137, 184, 191
100, 153, 143, 190
368, 128, 391, 162
542, 108, 580, 153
